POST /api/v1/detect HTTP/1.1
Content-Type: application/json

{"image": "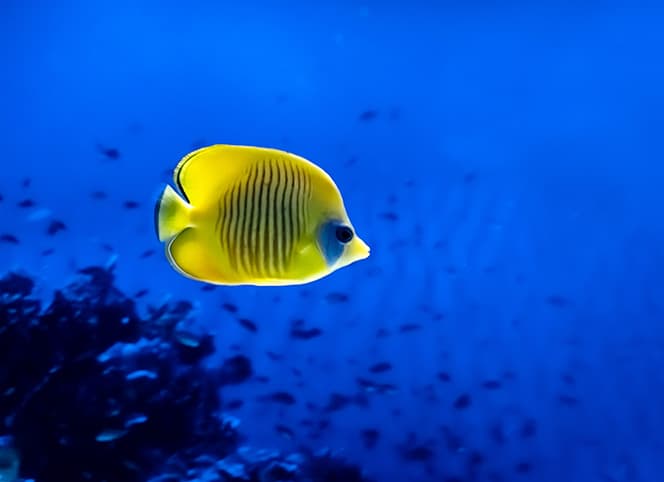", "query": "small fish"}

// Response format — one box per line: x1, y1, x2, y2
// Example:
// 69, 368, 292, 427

481, 380, 501, 390
125, 414, 148, 427
41, 248, 55, 256
290, 326, 322, 340
123, 200, 139, 209
154, 144, 369, 286
140, 249, 155, 258
437, 372, 451, 382
359, 110, 378, 121
561, 372, 575, 385
259, 391, 296, 405
91, 190, 108, 200
468, 450, 484, 467
266, 351, 284, 361
399, 323, 421, 333
22, 177, 31, 188
222, 302, 238, 313
17, 199, 35, 208
126, 370, 158, 381
236, 318, 258, 333
95, 429, 127, 442
463, 171, 478, 184
134, 289, 149, 298
200, 284, 216, 291
0, 234, 19, 244
379, 212, 398, 221
369, 362, 392, 373
97, 144, 120, 160
324, 393, 353, 413
47, 220, 67, 235
325, 292, 349, 303
453, 393, 471, 410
